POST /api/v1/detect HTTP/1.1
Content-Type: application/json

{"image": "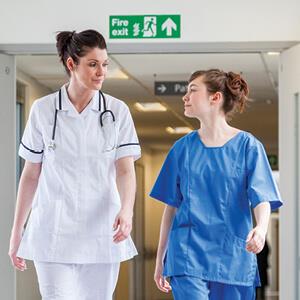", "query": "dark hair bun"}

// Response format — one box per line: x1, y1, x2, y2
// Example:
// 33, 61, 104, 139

56, 31, 75, 58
